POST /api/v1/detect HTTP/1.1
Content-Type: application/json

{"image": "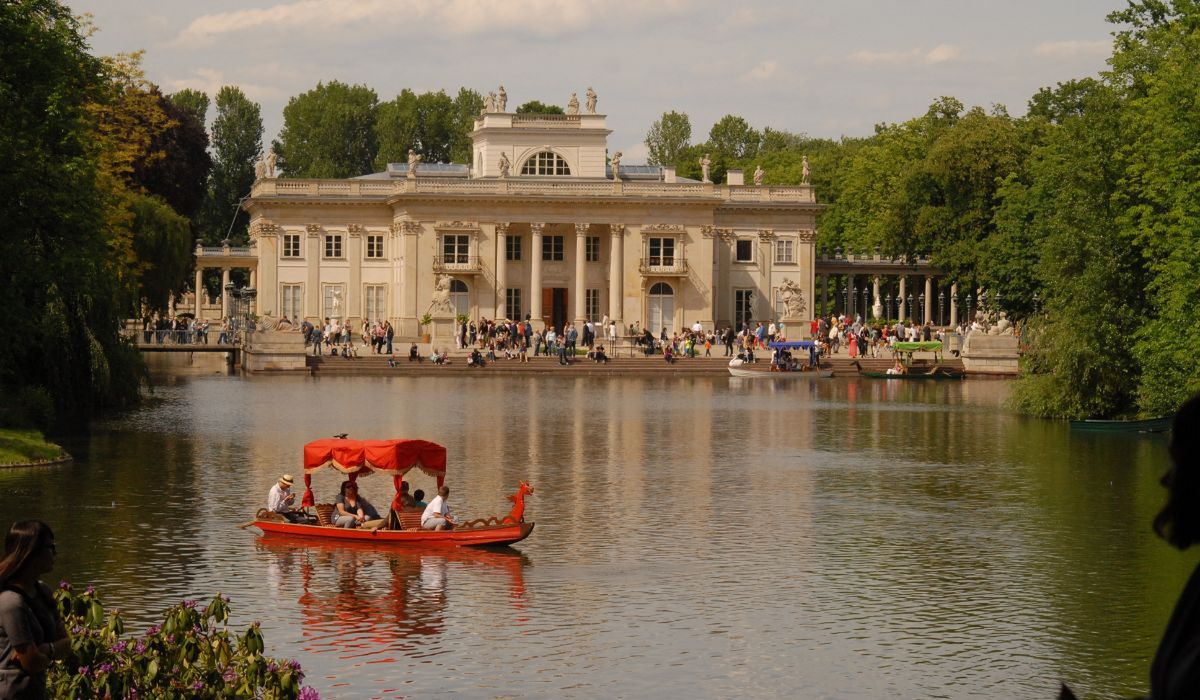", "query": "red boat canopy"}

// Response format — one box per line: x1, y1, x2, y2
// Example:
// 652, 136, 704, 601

299, 438, 447, 510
